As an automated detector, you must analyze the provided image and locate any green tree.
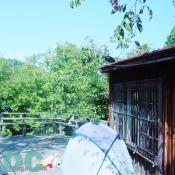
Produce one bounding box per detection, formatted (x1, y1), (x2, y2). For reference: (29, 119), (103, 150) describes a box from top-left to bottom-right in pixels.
(0, 58), (22, 111)
(126, 43), (151, 57)
(45, 42), (108, 119)
(0, 58), (12, 83)
(5, 64), (49, 112)
(165, 26), (175, 46)
(0, 42), (109, 119)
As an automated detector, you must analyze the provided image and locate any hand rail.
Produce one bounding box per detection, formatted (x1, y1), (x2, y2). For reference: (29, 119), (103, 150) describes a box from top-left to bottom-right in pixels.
(0, 113), (78, 136)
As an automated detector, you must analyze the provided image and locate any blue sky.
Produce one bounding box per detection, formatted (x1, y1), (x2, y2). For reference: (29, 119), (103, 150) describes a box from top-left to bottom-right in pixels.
(0, 0), (174, 60)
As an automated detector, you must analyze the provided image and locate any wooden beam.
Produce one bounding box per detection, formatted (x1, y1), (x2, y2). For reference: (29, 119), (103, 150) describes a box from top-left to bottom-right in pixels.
(109, 73), (113, 128)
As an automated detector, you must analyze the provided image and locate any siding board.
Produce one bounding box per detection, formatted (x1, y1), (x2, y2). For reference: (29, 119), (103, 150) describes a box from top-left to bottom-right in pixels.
(172, 80), (175, 175)
(107, 55), (175, 174)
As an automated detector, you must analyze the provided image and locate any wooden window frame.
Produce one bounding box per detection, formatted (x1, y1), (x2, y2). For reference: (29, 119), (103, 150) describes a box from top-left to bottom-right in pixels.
(112, 79), (162, 168)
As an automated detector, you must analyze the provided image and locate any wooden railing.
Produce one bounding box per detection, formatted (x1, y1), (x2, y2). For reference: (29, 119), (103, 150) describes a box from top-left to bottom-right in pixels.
(0, 112), (78, 136)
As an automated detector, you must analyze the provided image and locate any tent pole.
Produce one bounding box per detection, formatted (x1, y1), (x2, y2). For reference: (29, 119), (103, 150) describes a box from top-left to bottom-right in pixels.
(96, 134), (121, 175)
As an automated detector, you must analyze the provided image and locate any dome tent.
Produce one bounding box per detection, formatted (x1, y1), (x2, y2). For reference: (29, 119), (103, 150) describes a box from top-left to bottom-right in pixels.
(61, 122), (134, 175)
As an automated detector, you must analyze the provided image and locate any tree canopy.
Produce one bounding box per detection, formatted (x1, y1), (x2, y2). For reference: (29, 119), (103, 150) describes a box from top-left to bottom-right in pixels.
(165, 25), (175, 46)
(126, 43), (151, 57)
(0, 42), (108, 119)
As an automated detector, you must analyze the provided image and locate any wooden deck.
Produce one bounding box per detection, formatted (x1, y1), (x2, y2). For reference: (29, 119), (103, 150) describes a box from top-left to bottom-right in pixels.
(0, 135), (70, 175)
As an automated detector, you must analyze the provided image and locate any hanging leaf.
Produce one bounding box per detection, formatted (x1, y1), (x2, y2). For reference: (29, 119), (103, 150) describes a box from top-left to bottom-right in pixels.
(121, 4), (127, 12)
(146, 6), (153, 20)
(115, 26), (124, 38)
(70, 1), (74, 9)
(70, 0), (85, 8)
(111, 9), (117, 14)
(149, 9), (153, 20)
(137, 22), (143, 33)
(139, 6), (145, 14)
(123, 20), (132, 32)
(134, 41), (141, 47)
(136, 16), (142, 23)
(119, 27), (125, 38)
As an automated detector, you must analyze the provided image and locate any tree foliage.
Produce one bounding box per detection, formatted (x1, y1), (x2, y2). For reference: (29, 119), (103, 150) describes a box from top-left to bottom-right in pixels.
(70, 0), (153, 49)
(126, 43), (151, 57)
(165, 25), (175, 46)
(0, 42), (108, 119)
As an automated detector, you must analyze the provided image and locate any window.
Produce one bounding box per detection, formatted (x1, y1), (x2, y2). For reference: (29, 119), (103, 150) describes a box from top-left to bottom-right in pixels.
(112, 80), (161, 163)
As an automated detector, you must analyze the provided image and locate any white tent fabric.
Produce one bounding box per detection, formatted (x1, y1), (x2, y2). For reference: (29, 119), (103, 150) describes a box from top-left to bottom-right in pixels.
(61, 122), (134, 175)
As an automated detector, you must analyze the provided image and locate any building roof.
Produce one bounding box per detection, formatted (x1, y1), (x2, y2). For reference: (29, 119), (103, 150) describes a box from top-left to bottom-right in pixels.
(100, 46), (175, 73)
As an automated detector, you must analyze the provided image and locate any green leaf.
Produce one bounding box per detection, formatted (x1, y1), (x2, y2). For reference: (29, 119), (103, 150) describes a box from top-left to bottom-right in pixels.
(70, 1), (74, 9)
(139, 9), (143, 14)
(149, 9), (153, 20)
(136, 16), (142, 23)
(139, 6), (145, 14)
(119, 27), (124, 38)
(134, 41), (141, 47)
(123, 20), (132, 32)
(146, 6), (153, 20)
(128, 11), (134, 16)
(137, 23), (143, 33)
(111, 9), (117, 14)
(70, 0), (85, 8)
(122, 4), (127, 12)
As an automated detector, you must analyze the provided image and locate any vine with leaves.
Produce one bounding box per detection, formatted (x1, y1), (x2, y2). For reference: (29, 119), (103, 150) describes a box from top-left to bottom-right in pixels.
(70, 0), (153, 49)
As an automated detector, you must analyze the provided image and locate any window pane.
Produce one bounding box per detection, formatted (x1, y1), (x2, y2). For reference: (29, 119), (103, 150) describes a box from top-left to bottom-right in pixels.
(112, 80), (160, 163)
(112, 83), (125, 134)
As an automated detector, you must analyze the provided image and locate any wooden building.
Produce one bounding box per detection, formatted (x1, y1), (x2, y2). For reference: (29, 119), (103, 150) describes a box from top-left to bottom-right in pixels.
(100, 46), (175, 175)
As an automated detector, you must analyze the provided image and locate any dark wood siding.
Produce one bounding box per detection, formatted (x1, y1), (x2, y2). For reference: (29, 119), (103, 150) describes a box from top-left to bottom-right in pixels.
(108, 61), (175, 175)
(163, 76), (175, 175)
(111, 79), (162, 175)
(109, 73), (113, 127)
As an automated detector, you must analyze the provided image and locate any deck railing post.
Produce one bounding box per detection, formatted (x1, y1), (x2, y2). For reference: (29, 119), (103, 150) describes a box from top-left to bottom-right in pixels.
(53, 122), (56, 134)
(59, 124), (62, 135)
(0, 113), (5, 132)
(22, 124), (26, 136)
(0, 112), (88, 136)
(44, 124), (48, 135)
(0, 113), (2, 132)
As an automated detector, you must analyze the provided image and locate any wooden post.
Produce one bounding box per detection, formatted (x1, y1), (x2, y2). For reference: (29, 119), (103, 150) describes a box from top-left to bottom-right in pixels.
(0, 113), (5, 132)
(21, 113), (27, 136)
(109, 73), (113, 128)
(44, 124), (48, 135)
(53, 122), (56, 134)
(0, 113), (3, 132)
(22, 124), (26, 136)
(75, 121), (78, 129)
(59, 124), (62, 135)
